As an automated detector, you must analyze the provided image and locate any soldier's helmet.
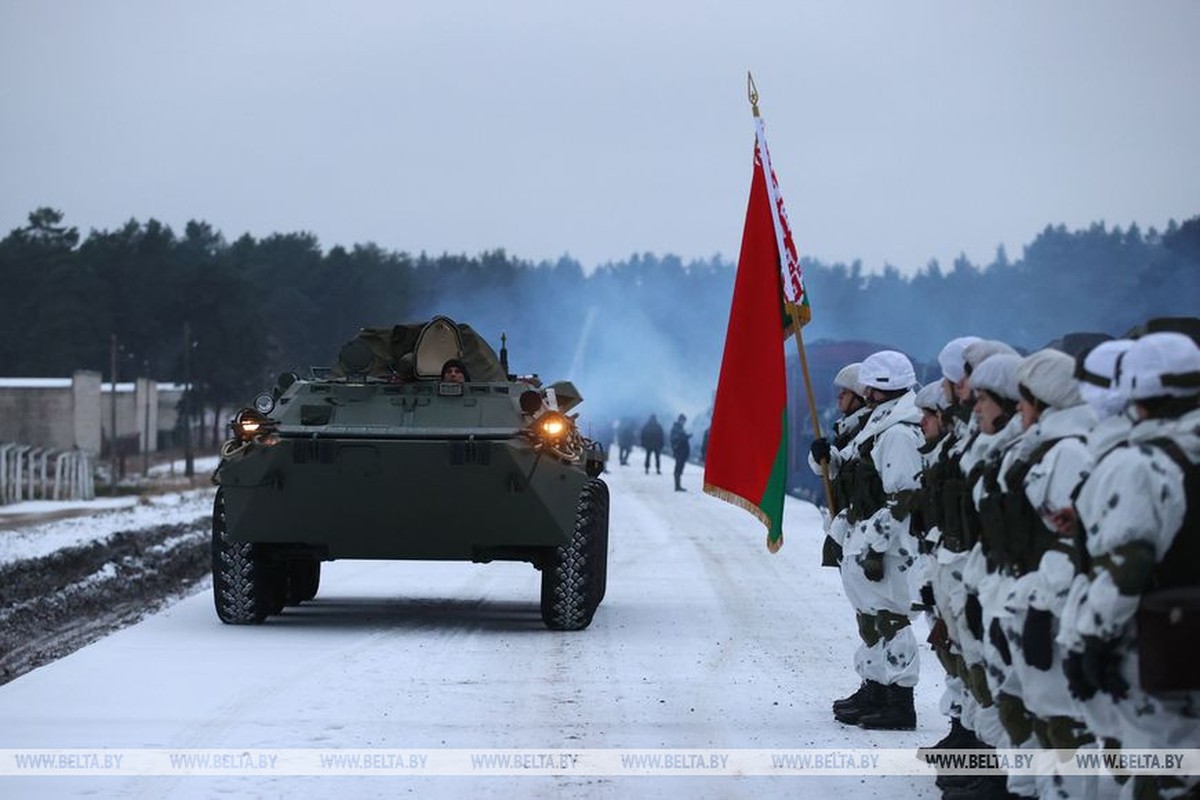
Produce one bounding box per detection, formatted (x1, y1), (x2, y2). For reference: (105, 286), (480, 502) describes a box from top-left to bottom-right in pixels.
(1120, 332), (1200, 400)
(860, 350), (916, 392)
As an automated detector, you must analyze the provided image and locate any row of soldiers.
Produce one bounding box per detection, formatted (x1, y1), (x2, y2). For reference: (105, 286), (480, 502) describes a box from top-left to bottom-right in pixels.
(808, 322), (1199, 800)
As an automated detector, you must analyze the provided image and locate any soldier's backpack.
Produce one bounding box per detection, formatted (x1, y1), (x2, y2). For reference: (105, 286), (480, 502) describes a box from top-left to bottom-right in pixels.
(1134, 437), (1200, 692)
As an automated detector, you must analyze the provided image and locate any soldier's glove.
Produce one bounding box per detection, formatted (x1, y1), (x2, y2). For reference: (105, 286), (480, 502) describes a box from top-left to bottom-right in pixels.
(965, 593), (984, 641)
(820, 535), (843, 568)
(1081, 636), (1129, 702)
(988, 617), (1013, 667)
(809, 437), (832, 464)
(1063, 650), (1097, 701)
(1022, 608), (1054, 671)
(919, 583), (936, 610)
(858, 549), (884, 582)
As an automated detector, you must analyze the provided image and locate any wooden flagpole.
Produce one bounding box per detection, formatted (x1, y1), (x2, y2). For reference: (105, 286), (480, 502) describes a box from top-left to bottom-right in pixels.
(791, 320), (837, 513)
(747, 73), (837, 515)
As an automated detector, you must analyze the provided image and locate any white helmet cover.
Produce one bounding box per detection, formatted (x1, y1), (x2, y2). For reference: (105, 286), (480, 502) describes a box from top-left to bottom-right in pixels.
(833, 362), (864, 396)
(1120, 332), (1200, 400)
(969, 353), (1022, 402)
(914, 381), (949, 411)
(964, 339), (1019, 373)
(1078, 339), (1134, 418)
(938, 336), (982, 383)
(860, 350), (917, 392)
(1017, 349), (1083, 409)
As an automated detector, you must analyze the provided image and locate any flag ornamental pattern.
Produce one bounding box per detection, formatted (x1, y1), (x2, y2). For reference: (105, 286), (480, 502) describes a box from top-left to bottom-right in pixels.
(703, 117), (805, 552)
(756, 117), (810, 330)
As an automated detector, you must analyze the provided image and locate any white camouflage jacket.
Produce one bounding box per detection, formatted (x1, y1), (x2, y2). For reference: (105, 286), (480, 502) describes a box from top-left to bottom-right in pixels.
(1004, 403), (1096, 615)
(1059, 407), (1200, 650)
(808, 404), (873, 477)
(842, 391), (924, 556)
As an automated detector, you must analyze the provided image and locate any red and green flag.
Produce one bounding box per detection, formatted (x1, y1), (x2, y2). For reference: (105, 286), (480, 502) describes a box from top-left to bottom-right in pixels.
(703, 113), (810, 552)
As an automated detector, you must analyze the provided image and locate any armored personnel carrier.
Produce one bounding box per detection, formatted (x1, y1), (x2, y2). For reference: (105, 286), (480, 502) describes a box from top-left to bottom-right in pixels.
(211, 316), (609, 630)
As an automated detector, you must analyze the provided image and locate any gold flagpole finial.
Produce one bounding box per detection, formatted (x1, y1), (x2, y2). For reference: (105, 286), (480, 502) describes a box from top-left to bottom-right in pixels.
(747, 71), (760, 118)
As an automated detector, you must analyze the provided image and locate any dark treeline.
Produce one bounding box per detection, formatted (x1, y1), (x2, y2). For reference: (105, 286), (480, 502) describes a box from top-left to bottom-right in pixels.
(1, 207), (1197, 435)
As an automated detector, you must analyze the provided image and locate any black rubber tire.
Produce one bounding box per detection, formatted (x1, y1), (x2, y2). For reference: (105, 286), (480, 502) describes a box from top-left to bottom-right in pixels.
(286, 559), (321, 604)
(211, 489), (272, 624)
(541, 479), (609, 631)
(590, 484), (610, 608)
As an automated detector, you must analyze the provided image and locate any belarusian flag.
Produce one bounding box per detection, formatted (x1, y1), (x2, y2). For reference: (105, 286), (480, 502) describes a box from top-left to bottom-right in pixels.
(703, 113), (809, 552)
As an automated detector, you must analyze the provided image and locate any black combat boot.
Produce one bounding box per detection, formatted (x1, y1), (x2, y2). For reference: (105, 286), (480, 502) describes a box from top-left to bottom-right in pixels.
(856, 683), (916, 730)
(832, 680), (885, 725)
(924, 718), (987, 790)
(922, 716), (980, 752)
(941, 774), (1024, 800)
(832, 680), (880, 713)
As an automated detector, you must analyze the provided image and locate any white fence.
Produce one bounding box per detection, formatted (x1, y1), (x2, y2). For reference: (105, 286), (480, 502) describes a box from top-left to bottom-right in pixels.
(0, 443), (95, 505)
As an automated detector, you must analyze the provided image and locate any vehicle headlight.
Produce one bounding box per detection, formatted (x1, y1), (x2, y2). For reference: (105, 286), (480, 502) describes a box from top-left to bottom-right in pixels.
(535, 411), (570, 442)
(525, 411), (586, 462)
(230, 408), (278, 442)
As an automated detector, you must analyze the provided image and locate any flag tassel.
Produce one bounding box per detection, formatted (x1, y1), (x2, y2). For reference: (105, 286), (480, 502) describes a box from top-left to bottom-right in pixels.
(702, 482), (777, 533)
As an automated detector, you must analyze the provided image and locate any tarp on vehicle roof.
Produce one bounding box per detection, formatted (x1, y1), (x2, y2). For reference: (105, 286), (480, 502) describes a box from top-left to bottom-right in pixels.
(332, 317), (508, 382)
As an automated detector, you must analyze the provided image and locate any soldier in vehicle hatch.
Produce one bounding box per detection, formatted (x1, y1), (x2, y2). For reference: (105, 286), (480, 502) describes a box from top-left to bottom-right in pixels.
(440, 359), (469, 383)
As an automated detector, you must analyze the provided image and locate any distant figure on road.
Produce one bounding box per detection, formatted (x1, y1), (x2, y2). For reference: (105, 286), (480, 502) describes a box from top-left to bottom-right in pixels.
(617, 418), (637, 465)
(592, 419), (614, 473)
(670, 414), (691, 491)
(641, 414), (664, 475)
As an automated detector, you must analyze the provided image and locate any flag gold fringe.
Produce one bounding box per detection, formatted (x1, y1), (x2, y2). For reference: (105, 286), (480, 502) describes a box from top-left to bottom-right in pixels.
(782, 300), (812, 339)
(703, 482), (782, 553)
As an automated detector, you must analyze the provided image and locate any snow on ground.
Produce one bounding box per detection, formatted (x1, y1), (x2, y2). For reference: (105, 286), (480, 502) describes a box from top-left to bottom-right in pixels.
(0, 456), (943, 799)
(146, 456), (222, 479)
(0, 457), (221, 563)
(0, 490), (215, 565)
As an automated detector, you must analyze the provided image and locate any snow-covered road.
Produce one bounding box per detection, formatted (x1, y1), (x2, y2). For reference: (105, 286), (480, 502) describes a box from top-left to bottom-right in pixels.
(0, 457), (941, 799)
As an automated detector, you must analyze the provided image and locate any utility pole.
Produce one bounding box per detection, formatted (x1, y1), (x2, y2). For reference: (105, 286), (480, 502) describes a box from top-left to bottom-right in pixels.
(110, 334), (118, 493)
(183, 321), (194, 478)
(142, 358), (151, 477)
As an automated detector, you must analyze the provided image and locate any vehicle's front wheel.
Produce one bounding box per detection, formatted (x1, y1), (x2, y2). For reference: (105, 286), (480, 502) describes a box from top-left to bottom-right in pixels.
(541, 479), (609, 631)
(211, 489), (273, 624)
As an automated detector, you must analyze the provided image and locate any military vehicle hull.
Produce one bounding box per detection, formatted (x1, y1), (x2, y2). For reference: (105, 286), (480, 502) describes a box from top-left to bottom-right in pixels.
(217, 435), (589, 561)
(210, 317), (608, 631)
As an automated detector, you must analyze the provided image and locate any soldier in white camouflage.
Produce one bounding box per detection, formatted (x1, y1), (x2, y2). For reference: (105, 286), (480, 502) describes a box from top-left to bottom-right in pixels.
(914, 337), (991, 772)
(822, 351), (924, 730)
(1059, 331), (1200, 800)
(984, 349), (1097, 800)
(808, 362), (872, 568)
(1075, 338), (1135, 460)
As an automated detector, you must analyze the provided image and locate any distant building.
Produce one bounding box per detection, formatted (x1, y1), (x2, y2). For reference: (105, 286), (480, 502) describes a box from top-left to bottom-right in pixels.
(0, 373), (184, 457)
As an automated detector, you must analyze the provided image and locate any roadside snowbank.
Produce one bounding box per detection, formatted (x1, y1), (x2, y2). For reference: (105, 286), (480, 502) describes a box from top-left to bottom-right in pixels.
(0, 489), (215, 565)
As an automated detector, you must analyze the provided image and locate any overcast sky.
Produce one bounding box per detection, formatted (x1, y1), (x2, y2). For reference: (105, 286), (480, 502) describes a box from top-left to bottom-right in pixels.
(3, 1), (1198, 274)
